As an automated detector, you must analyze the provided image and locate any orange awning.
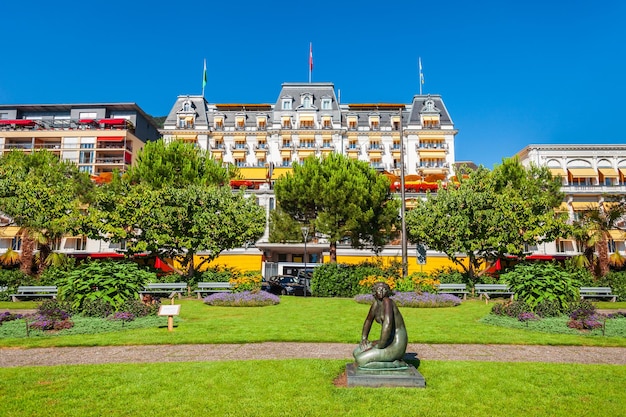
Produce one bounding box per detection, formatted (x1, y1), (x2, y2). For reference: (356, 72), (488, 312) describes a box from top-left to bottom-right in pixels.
(568, 168), (597, 178)
(0, 226), (21, 238)
(598, 167), (619, 178)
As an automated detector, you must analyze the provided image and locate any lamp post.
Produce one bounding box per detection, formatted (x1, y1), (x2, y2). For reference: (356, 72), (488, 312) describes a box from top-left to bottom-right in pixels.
(399, 108), (408, 277)
(301, 226), (309, 297)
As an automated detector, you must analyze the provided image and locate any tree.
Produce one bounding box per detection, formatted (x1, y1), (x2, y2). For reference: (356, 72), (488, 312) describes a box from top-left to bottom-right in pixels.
(0, 150), (94, 275)
(89, 140), (265, 280)
(572, 198), (626, 278)
(125, 139), (232, 188)
(406, 158), (569, 284)
(274, 154), (400, 262)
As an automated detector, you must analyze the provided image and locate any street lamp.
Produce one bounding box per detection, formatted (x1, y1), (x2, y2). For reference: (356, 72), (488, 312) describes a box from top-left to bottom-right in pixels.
(301, 226), (309, 297)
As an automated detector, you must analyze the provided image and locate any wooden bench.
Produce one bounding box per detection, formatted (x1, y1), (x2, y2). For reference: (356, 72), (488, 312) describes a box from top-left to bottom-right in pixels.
(195, 282), (233, 299)
(475, 284), (514, 303)
(139, 283), (187, 299)
(11, 286), (58, 302)
(580, 287), (616, 302)
(437, 283), (468, 300)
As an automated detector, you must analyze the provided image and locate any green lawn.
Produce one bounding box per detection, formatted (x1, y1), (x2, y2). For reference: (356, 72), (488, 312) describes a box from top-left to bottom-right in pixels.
(0, 360), (623, 417)
(1, 298), (625, 348)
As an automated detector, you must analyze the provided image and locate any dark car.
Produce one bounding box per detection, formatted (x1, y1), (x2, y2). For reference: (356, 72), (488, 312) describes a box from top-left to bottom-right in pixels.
(262, 275), (311, 296)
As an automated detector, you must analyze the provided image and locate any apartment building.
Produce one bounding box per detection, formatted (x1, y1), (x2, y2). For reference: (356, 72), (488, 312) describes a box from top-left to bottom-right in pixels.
(517, 144), (626, 257)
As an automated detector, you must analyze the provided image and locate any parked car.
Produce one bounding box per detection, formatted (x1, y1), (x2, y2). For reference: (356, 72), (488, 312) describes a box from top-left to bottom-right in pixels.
(262, 275), (311, 296)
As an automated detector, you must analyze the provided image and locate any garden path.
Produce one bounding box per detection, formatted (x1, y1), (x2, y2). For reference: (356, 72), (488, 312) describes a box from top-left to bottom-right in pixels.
(1, 343), (625, 367)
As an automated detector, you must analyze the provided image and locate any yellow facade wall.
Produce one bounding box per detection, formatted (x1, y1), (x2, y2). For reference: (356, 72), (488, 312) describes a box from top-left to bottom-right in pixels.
(170, 254), (264, 273)
(324, 253), (467, 275)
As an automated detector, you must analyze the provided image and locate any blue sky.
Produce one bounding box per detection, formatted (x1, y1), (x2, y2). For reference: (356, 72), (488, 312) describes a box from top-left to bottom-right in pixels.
(1, 0), (624, 168)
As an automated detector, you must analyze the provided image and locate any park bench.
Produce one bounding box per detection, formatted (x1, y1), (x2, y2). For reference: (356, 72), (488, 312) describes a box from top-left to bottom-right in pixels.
(139, 283), (188, 299)
(437, 283), (468, 300)
(474, 284), (514, 303)
(579, 287), (616, 302)
(11, 285), (58, 302)
(195, 282), (233, 299)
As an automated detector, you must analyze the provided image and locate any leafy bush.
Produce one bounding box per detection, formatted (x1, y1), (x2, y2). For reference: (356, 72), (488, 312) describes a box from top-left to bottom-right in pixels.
(203, 291), (280, 306)
(0, 311), (24, 324)
(57, 260), (156, 313)
(431, 267), (466, 284)
(583, 271), (626, 302)
(501, 262), (580, 313)
(200, 266), (239, 283)
(229, 271), (262, 293)
(311, 263), (362, 297)
(491, 301), (530, 318)
(28, 300), (74, 331)
(0, 269), (32, 300)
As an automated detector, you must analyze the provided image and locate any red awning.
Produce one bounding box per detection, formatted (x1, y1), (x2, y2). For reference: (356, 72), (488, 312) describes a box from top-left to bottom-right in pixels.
(78, 119), (96, 124)
(0, 119), (36, 126)
(89, 252), (125, 258)
(97, 136), (125, 142)
(99, 118), (127, 125)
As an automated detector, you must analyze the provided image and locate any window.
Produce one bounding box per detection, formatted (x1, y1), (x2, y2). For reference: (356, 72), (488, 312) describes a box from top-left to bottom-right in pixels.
(79, 112), (97, 119)
(214, 117), (224, 130)
(300, 139), (315, 148)
(282, 140), (291, 148)
(11, 237), (21, 251)
(348, 140), (358, 149)
(50, 238), (61, 251)
(75, 236), (87, 251)
(322, 117), (332, 129)
(257, 117), (266, 130)
(236, 116), (245, 130)
(214, 139), (224, 149)
(281, 158), (291, 167)
(370, 158), (382, 168)
(257, 158), (266, 167)
(303, 96), (311, 108)
(348, 116), (357, 130)
(79, 166), (93, 174)
(300, 119), (314, 129)
(257, 140), (267, 149)
(369, 141), (381, 150)
(79, 150), (94, 163)
(80, 143), (94, 149)
(392, 141), (401, 149)
(322, 99), (331, 110)
(282, 117), (292, 129)
(235, 158), (246, 167)
(608, 239), (617, 253)
(282, 100), (292, 110)
(369, 116), (380, 130)
(322, 140), (332, 148)
(234, 141), (246, 149)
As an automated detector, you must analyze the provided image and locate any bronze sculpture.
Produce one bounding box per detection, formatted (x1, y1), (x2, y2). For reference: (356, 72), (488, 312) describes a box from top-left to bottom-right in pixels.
(353, 282), (408, 369)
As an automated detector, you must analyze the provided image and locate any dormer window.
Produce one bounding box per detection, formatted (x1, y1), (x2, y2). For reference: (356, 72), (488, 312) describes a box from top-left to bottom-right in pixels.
(214, 116), (224, 130)
(347, 116), (357, 130)
(282, 99), (292, 110)
(257, 116), (267, 130)
(321, 99), (332, 110)
(183, 102), (190, 112)
(303, 96), (311, 108)
(178, 115), (194, 129)
(236, 115), (245, 130)
(369, 116), (380, 130)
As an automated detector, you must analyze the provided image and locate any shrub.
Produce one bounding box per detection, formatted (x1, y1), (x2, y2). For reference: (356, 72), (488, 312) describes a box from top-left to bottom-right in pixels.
(28, 300), (74, 332)
(229, 271), (262, 293)
(431, 267), (466, 284)
(203, 291), (280, 307)
(567, 301), (604, 331)
(57, 260), (156, 313)
(107, 312), (136, 322)
(0, 269), (32, 300)
(591, 271), (626, 302)
(501, 262), (579, 313)
(354, 291), (461, 308)
(491, 301), (530, 318)
(0, 311), (24, 324)
(311, 263), (361, 297)
(200, 266), (239, 283)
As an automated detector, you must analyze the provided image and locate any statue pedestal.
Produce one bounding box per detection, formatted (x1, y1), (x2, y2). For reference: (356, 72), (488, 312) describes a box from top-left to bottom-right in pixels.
(345, 362), (426, 388)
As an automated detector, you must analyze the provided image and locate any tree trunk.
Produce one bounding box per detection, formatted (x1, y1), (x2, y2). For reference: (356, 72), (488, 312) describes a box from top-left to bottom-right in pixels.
(37, 244), (51, 276)
(329, 241), (337, 263)
(19, 232), (36, 276)
(596, 235), (610, 278)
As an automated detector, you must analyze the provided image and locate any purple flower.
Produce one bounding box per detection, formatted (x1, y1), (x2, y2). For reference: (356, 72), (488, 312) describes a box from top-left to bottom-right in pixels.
(108, 312), (136, 322)
(518, 312), (539, 322)
(355, 292), (461, 308)
(204, 291), (280, 307)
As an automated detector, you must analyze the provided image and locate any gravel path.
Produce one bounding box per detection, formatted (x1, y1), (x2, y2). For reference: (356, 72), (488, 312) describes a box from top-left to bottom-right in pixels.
(1, 343), (625, 368)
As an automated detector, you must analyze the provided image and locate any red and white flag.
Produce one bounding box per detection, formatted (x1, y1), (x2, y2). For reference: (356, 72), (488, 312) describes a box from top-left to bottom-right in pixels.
(309, 43), (313, 71)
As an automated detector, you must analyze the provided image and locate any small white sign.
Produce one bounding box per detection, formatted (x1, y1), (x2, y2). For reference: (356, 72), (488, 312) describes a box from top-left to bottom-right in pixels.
(158, 305), (181, 316)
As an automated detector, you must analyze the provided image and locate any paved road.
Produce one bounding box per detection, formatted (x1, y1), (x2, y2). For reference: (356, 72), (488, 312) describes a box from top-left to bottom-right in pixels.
(1, 343), (625, 367)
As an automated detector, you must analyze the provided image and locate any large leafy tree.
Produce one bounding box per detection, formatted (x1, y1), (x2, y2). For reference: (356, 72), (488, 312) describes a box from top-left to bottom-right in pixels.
(90, 140), (264, 280)
(274, 154), (400, 262)
(571, 198), (626, 278)
(0, 150), (94, 275)
(406, 158), (569, 283)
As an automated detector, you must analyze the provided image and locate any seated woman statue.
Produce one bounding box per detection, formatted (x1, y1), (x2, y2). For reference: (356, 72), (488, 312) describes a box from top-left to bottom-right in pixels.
(353, 282), (408, 369)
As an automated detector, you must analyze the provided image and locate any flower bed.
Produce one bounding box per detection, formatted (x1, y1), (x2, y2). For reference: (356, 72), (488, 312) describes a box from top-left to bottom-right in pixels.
(354, 291), (462, 308)
(204, 291), (280, 307)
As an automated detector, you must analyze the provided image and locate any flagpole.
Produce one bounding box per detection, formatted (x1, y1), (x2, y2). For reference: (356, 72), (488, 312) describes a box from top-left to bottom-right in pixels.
(202, 59), (207, 98)
(308, 43), (313, 83)
(419, 57), (424, 95)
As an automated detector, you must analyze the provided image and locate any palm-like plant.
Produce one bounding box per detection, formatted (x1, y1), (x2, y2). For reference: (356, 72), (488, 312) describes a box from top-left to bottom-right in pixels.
(0, 247), (20, 266)
(572, 199), (626, 278)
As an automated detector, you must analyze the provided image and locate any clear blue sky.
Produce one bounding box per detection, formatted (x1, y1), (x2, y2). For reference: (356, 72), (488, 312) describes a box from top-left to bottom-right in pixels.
(1, 0), (624, 168)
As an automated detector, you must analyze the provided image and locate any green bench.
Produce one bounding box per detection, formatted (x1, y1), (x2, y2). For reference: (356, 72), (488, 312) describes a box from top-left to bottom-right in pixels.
(475, 284), (514, 303)
(437, 283), (468, 300)
(140, 283), (188, 299)
(579, 287), (616, 302)
(195, 282), (233, 299)
(11, 285), (58, 302)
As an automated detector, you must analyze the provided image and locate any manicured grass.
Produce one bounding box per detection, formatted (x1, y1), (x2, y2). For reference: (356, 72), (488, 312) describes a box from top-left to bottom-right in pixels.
(0, 360), (623, 417)
(1, 298), (625, 348)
